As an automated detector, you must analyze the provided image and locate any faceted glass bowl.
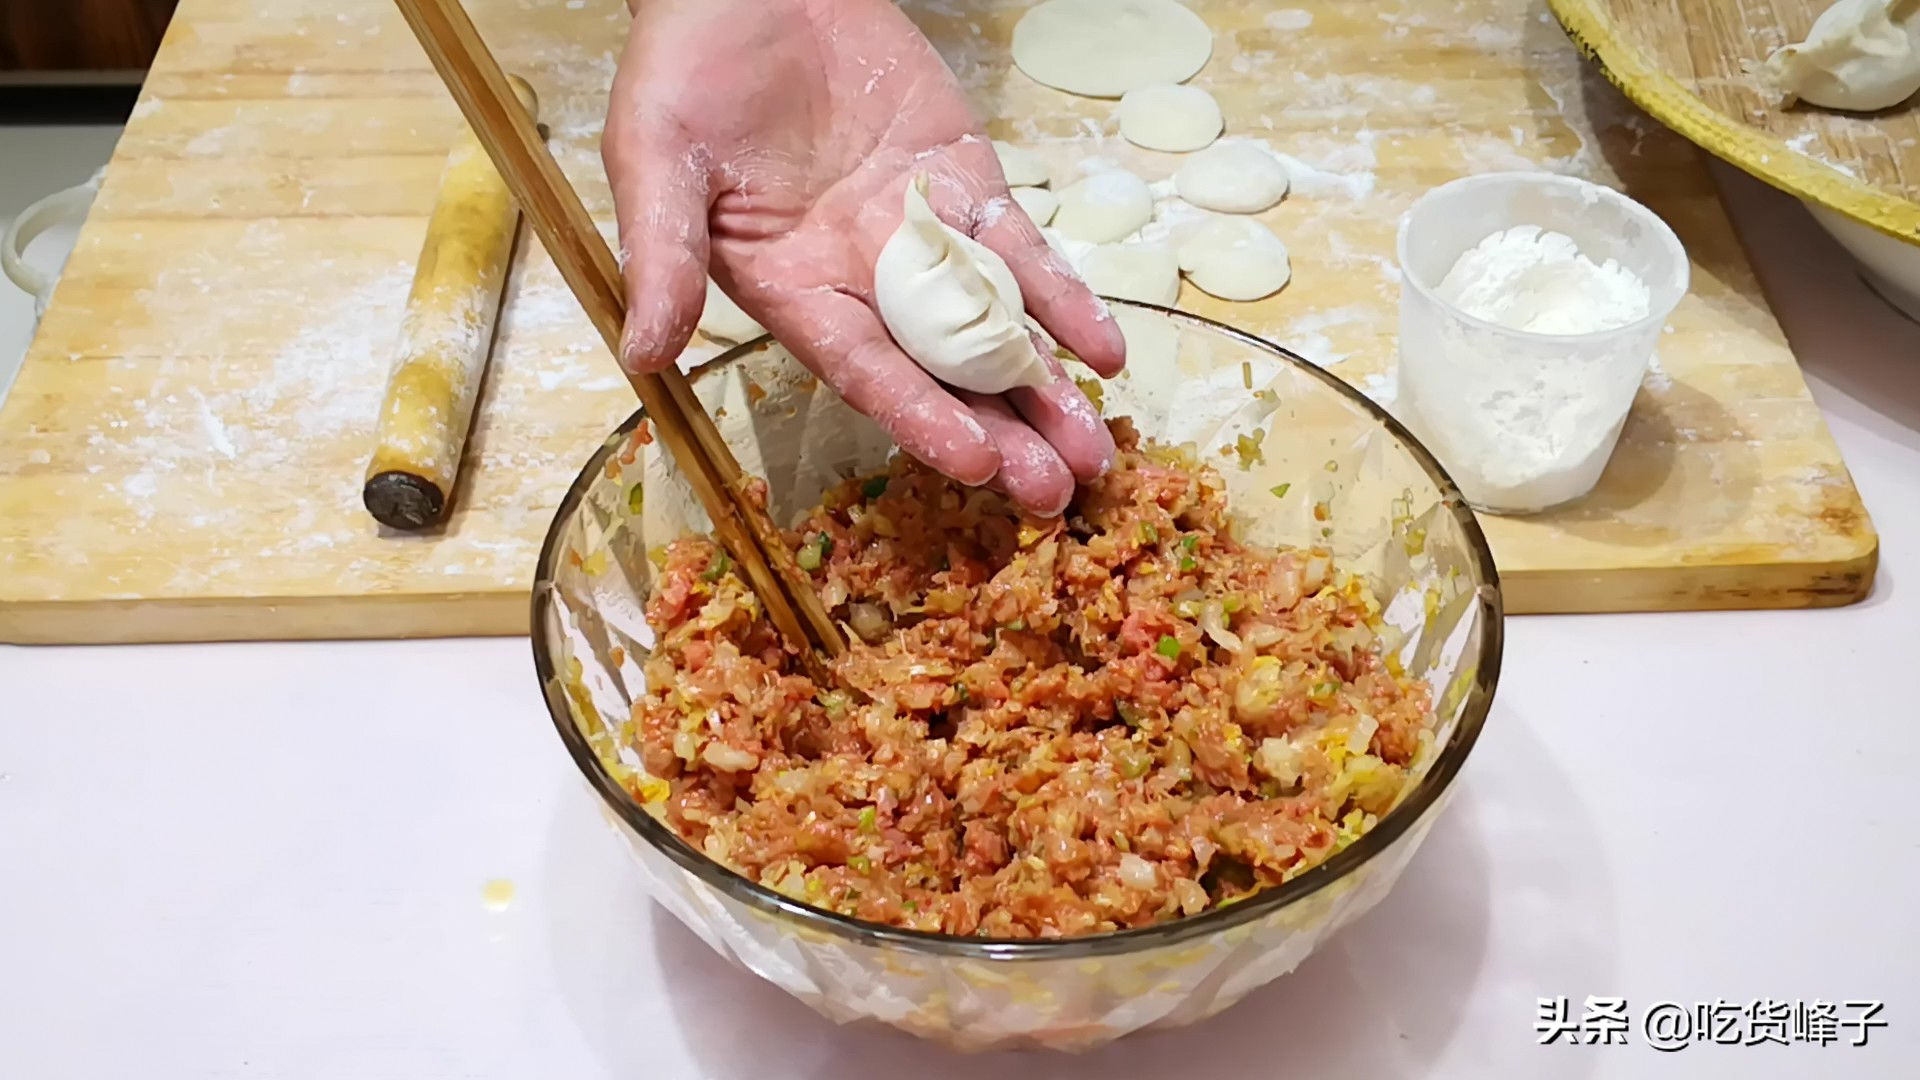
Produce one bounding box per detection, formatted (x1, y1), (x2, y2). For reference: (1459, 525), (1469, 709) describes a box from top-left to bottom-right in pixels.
(531, 302), (1503, 1052)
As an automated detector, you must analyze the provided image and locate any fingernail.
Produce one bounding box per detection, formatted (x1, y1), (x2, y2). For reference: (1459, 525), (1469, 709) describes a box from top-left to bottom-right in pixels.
(618, 318), (647, 373)
(621, 314), (674, 375)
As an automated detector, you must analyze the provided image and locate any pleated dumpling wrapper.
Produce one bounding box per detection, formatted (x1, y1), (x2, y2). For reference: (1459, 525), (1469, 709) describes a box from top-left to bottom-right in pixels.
(874, 175), (1051, 395)
(1760, 0), (1920, 111)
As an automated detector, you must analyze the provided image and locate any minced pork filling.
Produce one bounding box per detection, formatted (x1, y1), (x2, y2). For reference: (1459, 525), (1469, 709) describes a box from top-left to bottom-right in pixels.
(630, 418), (1433, 938)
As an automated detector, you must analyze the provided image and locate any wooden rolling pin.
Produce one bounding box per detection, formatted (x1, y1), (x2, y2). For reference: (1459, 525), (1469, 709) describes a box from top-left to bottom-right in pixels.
(362, 75), (539, 530)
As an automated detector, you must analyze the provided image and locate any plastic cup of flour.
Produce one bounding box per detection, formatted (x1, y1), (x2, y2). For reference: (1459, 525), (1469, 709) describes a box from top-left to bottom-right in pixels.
(1393, 172), (1689, 515)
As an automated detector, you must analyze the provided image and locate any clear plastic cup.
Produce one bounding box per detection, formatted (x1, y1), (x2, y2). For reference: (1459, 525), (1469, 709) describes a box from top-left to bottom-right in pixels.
(1394, 172), (1689, 515)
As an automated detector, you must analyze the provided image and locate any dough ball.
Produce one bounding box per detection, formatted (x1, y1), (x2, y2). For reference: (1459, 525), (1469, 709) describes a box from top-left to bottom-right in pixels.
(1012, 0), (1214, 98)
(1042, 227), (1097, 274)
(1760, 0), (1920, 111)
(1112, 304), (1180, 373)
(698, 278), (766, 344)
(1118, 84), (1224, 152)
(1052, 169), (1155, 244)
(1174, 141), (1291, 214)
(1081, 242), (1180, 306)
(1012, 186), (1060, 226)
(1176, 217), (1292, 301)
(993, 140), (1051, 188)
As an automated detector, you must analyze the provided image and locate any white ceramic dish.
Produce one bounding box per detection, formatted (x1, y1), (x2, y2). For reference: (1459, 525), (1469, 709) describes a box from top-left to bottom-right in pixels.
(1, 168), (102, 326)
(1805, 205), (1920, 323)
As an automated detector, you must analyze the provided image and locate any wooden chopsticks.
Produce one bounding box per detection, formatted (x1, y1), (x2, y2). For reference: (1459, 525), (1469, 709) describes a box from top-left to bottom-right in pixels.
(392, 0), (846, 667)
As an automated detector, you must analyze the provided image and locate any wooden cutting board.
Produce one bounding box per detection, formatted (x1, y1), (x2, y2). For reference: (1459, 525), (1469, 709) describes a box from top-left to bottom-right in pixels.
(0, 0), (1878, 644)
(1549, 0), (1920, 245)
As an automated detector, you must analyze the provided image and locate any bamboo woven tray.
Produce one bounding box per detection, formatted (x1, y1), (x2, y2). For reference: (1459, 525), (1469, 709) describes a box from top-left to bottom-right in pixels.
(1549, 0), (1920, 244)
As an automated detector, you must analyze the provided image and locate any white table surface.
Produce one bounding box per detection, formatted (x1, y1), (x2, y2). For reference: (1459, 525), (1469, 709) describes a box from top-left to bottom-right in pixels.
(3, 163), (1916, 1079)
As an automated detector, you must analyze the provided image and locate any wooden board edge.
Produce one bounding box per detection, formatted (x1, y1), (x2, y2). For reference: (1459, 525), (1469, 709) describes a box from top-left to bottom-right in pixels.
(0, 527), (1881, 643)
(1546, 0), (1920, 245)
(1500, 536), (1880, 613)
(0, 591), (531, 645)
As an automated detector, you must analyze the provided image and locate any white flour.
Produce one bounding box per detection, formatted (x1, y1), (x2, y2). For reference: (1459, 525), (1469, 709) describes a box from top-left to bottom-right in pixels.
(1436, 225), (1649, 334)
(1407, 226), (1654, 512)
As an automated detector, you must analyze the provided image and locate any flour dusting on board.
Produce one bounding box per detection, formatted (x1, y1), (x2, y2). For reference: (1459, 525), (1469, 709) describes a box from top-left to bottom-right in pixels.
(0, 0), (1864, 619)
(1357, 368), (1399, 409)
(530, 41), (620, 146)
(1280, 304), (1379, 369)
(106, 263), (414, 531)
(7, 3), (642, 598)
(1272, 141), (1379, 201)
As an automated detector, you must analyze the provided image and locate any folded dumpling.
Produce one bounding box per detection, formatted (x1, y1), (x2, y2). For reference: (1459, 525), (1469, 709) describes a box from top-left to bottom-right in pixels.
(1761, 0), (1920, 112)
(874, 175), (1050, 395)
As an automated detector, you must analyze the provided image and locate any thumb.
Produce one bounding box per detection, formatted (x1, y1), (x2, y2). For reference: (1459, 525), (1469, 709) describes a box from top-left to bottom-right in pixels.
(603, 118), (712, 374)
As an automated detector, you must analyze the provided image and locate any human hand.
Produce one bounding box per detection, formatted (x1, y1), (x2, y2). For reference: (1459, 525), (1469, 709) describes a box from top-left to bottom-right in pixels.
(604, 0), (1126, 516)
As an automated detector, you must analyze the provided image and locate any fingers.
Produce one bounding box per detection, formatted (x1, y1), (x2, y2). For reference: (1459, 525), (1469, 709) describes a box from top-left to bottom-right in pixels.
(995, 233), (1128, 379)
(603, 59), (712, 374)
(954, 390), (1076, 518)
(760, 287), (1001, 487)
(921, 166), (1129, 379)
(1004, 334), (1117, 484)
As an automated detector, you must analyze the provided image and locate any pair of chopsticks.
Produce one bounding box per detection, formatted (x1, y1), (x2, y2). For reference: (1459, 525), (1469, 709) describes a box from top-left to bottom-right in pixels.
(392, 0), (845, 669)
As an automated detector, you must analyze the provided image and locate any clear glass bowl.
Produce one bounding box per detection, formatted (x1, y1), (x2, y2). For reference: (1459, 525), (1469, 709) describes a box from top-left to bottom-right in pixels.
(531, 302), (1503, 1053)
